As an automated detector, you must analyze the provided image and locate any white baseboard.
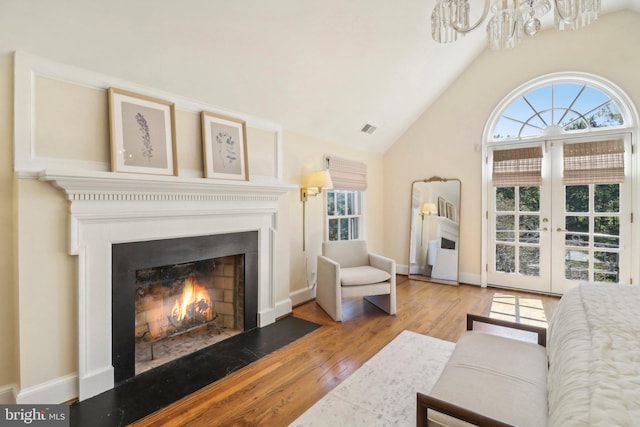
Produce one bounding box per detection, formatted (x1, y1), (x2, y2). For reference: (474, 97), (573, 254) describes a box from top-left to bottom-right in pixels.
(274, 297), (293, 320)
(399, 265), (482, 287)
(0, 383), (18, 404)
(459, 272), (481, 286)
(260, 297), (294, 326)
(396, 264), (409, 275)
(290, 286), (315, 307)
(16, 373), (78, 404)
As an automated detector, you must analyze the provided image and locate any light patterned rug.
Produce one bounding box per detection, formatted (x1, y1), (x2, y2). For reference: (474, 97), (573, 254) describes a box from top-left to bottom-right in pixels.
(290, 330), (455, 427)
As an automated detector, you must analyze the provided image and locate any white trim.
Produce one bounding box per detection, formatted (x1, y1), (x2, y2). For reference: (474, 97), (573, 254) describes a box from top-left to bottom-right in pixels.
(13, 51), (284, 181)
(290, 286), (316, 307)
(15, 374), (77, 404)
(459, 272), (481, 286)
(0, 383), (18, 404)
(481, 72), (639, 290)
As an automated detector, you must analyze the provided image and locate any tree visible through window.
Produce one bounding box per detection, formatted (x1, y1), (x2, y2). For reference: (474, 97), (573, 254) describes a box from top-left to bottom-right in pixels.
(492, 83), (624, 140)
(326, 190), (361, 241)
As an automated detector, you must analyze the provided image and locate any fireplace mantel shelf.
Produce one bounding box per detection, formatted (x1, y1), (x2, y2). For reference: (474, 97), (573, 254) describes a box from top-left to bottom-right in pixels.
(38, 169), (297, 202)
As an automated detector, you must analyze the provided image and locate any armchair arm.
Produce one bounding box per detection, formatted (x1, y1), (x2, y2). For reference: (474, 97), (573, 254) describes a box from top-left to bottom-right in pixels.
(417, 392), (514, 427)
(466, 313), (547, 347)
(369, 253), (396, 276)
(316, 255), (342, 321)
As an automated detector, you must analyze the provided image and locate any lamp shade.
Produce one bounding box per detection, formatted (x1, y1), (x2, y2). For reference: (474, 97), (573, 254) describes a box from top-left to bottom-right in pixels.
(421, 202), (437, 215)
(307, 170), (334, 190)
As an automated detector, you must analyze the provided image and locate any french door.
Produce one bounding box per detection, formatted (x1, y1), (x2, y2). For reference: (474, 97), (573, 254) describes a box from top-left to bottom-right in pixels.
(487, 135), (631, 294)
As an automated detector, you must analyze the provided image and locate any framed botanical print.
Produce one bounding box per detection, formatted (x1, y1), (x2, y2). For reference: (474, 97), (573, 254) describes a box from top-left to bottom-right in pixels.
(108, 88), (177, 176)
(201, 111), (249, 181)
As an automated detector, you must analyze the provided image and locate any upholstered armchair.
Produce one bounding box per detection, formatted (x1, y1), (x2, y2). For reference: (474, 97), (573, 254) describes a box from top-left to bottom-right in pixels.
(316, 240), (396, 322)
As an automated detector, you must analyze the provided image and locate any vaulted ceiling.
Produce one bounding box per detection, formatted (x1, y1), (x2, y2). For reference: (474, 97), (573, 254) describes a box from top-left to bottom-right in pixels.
(2, 1), (638, 153)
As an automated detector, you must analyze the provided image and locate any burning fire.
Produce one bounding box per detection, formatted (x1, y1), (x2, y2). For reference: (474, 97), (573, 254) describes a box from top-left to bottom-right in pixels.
(171, 278), (213, 322)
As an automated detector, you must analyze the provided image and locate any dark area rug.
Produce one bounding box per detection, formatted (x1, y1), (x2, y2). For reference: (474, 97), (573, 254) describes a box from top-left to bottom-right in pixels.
(70, 316), (321, 427)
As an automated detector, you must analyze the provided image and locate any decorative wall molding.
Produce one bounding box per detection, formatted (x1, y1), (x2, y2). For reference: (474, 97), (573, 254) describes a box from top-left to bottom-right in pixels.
(13, 51), (284, 181)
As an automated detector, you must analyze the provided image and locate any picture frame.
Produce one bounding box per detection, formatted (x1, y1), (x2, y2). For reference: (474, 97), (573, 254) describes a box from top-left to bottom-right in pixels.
(437, 196), (446, 217)
(108, 88), (177, 176)
(446, 202), (456, 221)
(201, 111), (249, 181)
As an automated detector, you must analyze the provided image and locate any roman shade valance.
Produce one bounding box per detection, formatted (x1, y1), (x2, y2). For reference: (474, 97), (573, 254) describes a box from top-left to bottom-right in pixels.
(326, 156), (368, 191)
(563, 139), (625, 185)
(492, 146), (543, 187)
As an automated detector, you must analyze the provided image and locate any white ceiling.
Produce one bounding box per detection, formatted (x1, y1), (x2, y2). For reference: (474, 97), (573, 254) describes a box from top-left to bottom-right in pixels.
(3, 0), (638, 153)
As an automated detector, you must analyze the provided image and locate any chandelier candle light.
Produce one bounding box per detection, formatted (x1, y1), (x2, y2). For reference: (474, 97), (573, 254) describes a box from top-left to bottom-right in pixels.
(431, 0), (601, 50)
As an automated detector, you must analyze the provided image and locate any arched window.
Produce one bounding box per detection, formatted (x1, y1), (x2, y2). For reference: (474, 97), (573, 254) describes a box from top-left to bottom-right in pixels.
(482, 72), (638, 294)
(488, 73), (632, 142)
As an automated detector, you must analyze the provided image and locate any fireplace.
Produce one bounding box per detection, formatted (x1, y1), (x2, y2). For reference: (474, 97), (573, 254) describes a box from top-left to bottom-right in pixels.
(112, 232), (258, 385)
(40, 170), (293, 401)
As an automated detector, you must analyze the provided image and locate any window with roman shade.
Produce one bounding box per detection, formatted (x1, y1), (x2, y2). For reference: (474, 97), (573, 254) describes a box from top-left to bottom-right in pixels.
(563, 139), (625, 185)
(492, 146), (543, 187)
(326, 156), (368, 191)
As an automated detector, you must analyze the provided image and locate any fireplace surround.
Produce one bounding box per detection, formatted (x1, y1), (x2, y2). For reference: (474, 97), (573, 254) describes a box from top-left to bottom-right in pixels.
(40, 170), (294, 401)
(112, 232), (258, 384)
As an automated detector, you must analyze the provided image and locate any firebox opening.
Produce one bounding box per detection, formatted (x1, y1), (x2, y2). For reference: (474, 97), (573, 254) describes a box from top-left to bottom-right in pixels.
(134, 255), (244, 375)
(112, 231), (258, 385)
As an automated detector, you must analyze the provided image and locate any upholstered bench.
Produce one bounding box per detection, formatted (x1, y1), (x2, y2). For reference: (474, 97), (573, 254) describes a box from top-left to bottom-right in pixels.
(417, 314), (548, 427)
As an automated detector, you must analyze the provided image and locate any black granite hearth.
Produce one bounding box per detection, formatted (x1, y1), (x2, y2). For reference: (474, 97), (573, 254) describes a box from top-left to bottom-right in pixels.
(69, 316), (321, 427)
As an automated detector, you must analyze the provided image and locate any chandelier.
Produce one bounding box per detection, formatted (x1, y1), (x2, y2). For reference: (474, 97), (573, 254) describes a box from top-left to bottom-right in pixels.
(431, 0), (601, 50)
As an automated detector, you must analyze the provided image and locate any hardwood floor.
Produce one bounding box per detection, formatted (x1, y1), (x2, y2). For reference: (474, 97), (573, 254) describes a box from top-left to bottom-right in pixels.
(131, 276), (560, 427)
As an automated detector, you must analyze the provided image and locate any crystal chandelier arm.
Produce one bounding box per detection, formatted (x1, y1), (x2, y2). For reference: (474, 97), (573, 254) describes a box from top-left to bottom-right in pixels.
(452, 0), (491, 33)
(554, 0), (578, 23)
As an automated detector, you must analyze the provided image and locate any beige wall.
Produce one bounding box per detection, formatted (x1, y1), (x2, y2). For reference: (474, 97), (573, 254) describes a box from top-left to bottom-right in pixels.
(282, 130), (384, 296)
(0, 53), (17, 399)
(384, 11), (640, 282)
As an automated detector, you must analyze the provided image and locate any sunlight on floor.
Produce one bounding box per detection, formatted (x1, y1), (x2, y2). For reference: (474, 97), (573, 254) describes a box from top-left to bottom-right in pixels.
(489, 294), (548, 328)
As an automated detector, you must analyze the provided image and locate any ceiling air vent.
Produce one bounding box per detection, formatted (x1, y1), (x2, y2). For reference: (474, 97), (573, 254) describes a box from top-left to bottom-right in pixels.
(361, 124), (377, 134)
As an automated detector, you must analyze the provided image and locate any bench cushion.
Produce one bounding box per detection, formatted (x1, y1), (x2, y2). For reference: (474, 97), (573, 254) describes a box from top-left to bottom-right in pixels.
(428, 331), (548, 427)
(340, 266), (391, 286)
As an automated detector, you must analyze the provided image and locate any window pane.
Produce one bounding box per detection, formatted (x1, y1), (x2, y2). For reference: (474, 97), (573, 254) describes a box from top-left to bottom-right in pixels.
(346, 192), (354, 215)
(496, 245), (515, 273)
(519, 247), (540, 277)
(496, 187), (515, 211)
(594, 184), (619, 213)
(340, 218), (349, 240)
(496, 215), (515, 242)
(594, 251), (619, 283)
(519, 215), (540, 244)
(327, 192), (335, 216)
(350, 218), (359, 239)
(565, 216), (589, 247)
(336, 192), (346, 215)
(519, 187), (539, 212)
(566, 185), (589, 212)
(594, 216), (619, 249)
(328, 219), (339, 241)
(565, 250), (589, 281)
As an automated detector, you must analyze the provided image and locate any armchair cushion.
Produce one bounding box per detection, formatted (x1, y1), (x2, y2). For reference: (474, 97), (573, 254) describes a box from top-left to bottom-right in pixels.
(340, 266), (391, 287)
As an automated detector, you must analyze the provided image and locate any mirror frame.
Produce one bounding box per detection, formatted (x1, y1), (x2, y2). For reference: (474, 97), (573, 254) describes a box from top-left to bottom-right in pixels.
(408, 176), (461, 285)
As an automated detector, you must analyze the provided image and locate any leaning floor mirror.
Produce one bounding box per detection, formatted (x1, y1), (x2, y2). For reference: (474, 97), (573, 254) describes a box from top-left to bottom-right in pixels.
(409, 177), (461, 285)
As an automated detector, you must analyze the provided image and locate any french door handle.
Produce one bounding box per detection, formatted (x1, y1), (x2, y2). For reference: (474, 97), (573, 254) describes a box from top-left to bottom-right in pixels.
(538, 227), (548, 231)
(556, 228), (567, 232)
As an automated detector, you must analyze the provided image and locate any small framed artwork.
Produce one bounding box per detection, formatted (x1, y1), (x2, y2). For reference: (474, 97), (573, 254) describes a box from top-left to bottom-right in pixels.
(438, 196), (446, 217)
(446, 202), (456, 221)
(108, 88), (177, 176)
(201, 111), (249, 181)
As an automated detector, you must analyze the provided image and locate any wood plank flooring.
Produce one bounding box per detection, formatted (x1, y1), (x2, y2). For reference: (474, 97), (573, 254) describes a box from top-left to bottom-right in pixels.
(131, 276), (560, 426)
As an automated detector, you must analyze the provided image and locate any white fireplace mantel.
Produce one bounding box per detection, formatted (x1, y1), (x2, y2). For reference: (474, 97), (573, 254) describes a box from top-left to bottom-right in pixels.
(37, 169), (296, 401)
